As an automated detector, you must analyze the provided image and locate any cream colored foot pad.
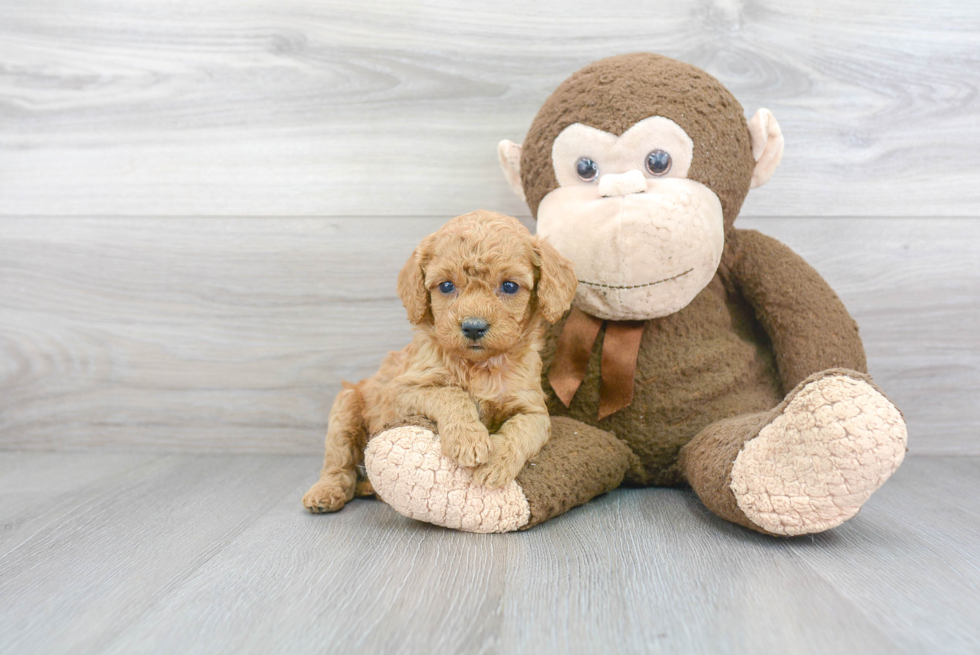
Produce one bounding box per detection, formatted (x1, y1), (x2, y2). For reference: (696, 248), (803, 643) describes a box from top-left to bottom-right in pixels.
(365, 425), (531, 533)
(731, 375), (907, 536)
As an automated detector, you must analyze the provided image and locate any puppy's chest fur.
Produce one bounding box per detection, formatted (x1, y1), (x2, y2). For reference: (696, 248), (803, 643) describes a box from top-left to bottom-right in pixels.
(458, 356), (516, 433)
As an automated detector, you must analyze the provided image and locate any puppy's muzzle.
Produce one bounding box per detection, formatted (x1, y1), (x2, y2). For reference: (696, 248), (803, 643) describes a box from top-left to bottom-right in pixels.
(460, 318), (489, 341)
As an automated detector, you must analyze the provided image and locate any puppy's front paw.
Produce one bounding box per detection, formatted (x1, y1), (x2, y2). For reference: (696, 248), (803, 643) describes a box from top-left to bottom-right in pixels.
(440, 420), (492, 467)
(472, 443), (524, 489)
(302, 477), (355, 513)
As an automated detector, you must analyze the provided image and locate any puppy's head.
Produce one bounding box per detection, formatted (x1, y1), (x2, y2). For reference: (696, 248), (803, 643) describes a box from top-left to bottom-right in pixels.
(397, 210), (577, 361)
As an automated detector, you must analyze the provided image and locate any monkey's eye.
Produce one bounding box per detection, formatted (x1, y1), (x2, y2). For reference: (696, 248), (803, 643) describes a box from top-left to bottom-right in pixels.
(438, 281), (455, 294)
(576, 157), (599, 182)
(646, 149), (672, 176)
(500, 281), (519, 295)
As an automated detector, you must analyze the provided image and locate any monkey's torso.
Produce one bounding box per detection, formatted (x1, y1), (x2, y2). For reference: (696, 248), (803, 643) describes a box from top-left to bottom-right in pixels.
(542, 272), (784, 486)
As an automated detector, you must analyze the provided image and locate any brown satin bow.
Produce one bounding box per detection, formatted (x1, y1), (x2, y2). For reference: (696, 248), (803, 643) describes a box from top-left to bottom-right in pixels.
(548, 306), (646, 420)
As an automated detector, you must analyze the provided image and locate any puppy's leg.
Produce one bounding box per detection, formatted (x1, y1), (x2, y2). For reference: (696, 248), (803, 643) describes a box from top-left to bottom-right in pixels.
(473, 412), (550, 489)
(432, 389), (493, 467)
(355, 478), (375, 497)
(302, 384), (367, 513)
(395, 386), (492, 467)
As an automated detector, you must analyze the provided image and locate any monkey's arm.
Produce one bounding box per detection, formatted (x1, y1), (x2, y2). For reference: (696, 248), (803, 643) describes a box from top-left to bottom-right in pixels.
(729, 228), (867, 392)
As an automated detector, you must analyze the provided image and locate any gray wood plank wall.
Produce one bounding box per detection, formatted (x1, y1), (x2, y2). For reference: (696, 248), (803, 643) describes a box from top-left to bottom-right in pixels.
(1, 1), (978, 455)
(3, 0), (979, 218)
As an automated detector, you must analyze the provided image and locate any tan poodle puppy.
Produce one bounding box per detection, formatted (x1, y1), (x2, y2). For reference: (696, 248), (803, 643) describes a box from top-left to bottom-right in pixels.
(303, 210), (578, 513)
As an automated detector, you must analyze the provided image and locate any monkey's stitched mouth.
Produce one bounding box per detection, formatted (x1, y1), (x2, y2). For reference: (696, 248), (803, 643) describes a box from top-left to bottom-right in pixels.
(578, 268), (694, 290)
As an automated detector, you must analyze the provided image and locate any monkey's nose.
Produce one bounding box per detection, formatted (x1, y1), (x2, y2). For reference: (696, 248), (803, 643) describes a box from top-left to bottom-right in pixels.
(598, 170), (647, 197)
(461, 318), (489, 341)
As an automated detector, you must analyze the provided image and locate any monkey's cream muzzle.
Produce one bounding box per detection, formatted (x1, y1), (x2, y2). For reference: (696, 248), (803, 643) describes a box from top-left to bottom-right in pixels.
(537, 177), (724, 321)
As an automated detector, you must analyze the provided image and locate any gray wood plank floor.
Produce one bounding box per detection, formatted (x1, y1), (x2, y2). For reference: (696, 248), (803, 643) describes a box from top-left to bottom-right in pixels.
(0, 452), (977, 655)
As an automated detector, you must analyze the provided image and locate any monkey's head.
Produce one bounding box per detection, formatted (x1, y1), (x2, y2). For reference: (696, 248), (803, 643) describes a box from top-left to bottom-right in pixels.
(498, 53), (784, 321)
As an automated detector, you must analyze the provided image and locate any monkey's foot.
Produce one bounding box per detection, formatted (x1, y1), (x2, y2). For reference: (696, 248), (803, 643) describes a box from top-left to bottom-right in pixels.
(730, 372), (907, 536)
(364, 417), (632, 533)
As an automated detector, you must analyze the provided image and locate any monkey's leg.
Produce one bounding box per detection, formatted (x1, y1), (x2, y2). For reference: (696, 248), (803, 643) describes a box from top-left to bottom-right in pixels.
(364, 416), (633, 533)
(679, 369), (907, 536)
(302, 384), (368, 513)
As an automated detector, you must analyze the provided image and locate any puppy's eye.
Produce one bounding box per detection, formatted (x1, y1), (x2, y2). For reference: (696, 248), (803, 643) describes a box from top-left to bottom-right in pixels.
(576, 157), (598, 182)
(645, 149), (672, 176)
(500, 281), (519, 295)
(438, 281), (455, 294)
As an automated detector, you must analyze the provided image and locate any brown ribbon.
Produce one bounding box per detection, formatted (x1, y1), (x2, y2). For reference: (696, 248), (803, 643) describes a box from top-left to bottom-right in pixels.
(548, 306), (647, 420)
(548, 307), (603, 408)
(598, 320), (646, 419)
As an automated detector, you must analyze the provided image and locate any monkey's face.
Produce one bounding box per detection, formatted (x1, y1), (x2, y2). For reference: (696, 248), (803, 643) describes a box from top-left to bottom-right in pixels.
(498, 53), (784, 323)
(536, 116), (724, 321)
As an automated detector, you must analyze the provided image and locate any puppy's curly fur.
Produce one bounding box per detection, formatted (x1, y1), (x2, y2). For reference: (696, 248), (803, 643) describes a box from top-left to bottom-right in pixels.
(303, 210), (578, 513)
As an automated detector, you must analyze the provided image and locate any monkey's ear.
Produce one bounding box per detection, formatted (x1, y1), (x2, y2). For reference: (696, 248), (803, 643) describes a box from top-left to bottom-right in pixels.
(747, 108), (784, 189)
(533, 237), (578, 324)
(397, 241), (431, 325)
(498, 140), (527, 202)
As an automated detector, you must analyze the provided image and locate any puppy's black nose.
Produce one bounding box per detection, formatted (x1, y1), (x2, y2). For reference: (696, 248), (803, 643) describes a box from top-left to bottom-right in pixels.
(461, 318), (489, 341)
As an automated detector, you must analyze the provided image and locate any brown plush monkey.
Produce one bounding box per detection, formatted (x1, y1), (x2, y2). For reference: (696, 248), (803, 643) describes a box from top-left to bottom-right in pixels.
(365, 53), (907, 536)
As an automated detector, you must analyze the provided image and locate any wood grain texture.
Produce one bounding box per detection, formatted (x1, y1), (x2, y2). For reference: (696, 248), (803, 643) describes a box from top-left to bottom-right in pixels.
(1, 0), (978, 217)
(0, 453), (307, 655)
(0, 453), (977, 654)
(1, 216), (975, 454)
(783, 456), (980, 654)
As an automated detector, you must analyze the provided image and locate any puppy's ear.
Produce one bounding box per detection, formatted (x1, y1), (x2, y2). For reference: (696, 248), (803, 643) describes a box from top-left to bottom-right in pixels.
(533, 237), (578, 323)
(397, 239), (432, 325)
